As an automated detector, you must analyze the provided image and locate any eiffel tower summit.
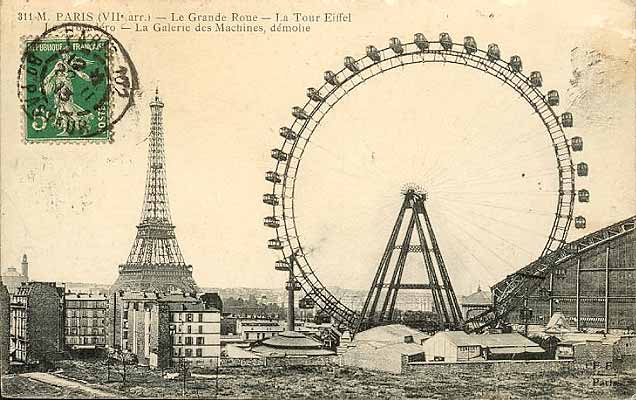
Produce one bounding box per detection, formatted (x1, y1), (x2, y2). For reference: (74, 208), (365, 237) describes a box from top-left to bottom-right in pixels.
(111, 89), (198, 294)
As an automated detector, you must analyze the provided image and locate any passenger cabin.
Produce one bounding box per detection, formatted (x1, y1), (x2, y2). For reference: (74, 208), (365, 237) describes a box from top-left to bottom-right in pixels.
(344, 56), (359, 73)
(264, 216), (280, 228)
(324, 71), (339, 86)
(280, 127), (297, 141)
(578, 189), (590, 203)
(576, 162), (588, 177)
(299, 297), (315, 309)
(414, 33), (429, 51)
(487, 43), (500, 61)
(366, 45), (381, 62)
(265, 171), (281, 184)
(509, 55), (523, 72)
(262, 193), (279, 206)
(571, 136), (583, 151)
(274, 260), (290, 271)
(292, 107), (309, 120)
(530, 71), (543, 87)
(561, 112), (573, 128)
(271, 149), (288, 161)
(575, 216), (586, 229)
(439, 32), (453, 50)
(547, 90), (560, 106)
(389, 37), (403, 54)
(463, 36), (477, 54)
(268, 239), (283, 250)
(285, 280), (302, 291)
(306, 88), (323, 102)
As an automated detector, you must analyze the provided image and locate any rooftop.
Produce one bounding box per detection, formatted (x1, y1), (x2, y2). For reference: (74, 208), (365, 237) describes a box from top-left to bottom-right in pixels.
(354, 324), (430, 345)
(255, 331), (324, 350)
(2, 267), (24, 278)
(433, 331), (481, 346)
(476, 333), (541, 349)
(250, 331), (335, 357)
(461, 286), (493, 306)
(65, 293), (108, 301)
(545, 312), (573, 334)
(165, 302), (219, 312)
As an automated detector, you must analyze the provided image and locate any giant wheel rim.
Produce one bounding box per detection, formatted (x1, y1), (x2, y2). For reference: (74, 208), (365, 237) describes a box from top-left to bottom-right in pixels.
(266, 36), (576, 329)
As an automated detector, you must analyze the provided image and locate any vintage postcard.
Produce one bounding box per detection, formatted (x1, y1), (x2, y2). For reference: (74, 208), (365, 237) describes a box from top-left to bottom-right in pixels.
(1, 0), (635, 399)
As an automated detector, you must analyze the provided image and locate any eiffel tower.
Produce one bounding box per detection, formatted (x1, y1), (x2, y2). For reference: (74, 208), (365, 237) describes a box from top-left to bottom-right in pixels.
(357, 186), (462, 332)
(111, 89), (198, 294)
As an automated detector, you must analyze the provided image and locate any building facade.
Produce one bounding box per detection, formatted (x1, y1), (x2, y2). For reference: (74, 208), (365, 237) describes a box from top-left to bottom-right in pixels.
(64, 293), (107, 351)
(9, 282), (63, 364)
(169, 303), (221, 368)
(507, 217), (635, 332)
(0, 278), (10, 373)
(556, 334), (636, 371)
(108, 291), (220, 369)
(422, 331), (482, 362)
(236, 318), (284, 342)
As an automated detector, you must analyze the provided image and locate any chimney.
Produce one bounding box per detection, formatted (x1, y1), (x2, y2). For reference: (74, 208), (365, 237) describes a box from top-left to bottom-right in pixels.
(21, 254), (29, 281)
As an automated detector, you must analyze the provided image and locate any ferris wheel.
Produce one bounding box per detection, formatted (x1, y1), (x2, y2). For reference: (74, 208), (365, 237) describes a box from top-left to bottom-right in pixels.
(263, 33), (588, 331)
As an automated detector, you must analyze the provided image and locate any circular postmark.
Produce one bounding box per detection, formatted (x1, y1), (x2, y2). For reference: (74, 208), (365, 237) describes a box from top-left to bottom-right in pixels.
(17, 23), (139, 142)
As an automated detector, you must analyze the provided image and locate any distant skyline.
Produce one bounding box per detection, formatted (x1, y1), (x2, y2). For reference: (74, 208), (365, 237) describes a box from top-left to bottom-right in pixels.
(1, 1), (634, 297)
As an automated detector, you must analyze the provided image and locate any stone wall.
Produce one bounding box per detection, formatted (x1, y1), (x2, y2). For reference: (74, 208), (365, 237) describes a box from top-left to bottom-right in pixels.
(403, 358), (574, 375)
(218, 355), (337, 368)
(573, 342), (614, 370)
(265, 356), (337, 367)
(219, 357), (265, 368)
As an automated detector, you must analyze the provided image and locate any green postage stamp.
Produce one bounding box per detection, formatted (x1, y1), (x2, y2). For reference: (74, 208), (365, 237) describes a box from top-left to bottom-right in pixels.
(18, 23), (138, 142)
(24, 40), (110, 140)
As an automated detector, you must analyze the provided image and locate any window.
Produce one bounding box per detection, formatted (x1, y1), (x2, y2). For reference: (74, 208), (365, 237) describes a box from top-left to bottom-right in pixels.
(198, 313), (203, 322)
(187, 325), (192, 334)
(196, 337), (204, 345)
(186, 314), (193, 322)
(123, 331), (128, 339)
(178, 348), (182, 356)
(185, 337), (193, 345)
(123, 311), (128, 320)
(185, 349), (192, 357)
(178, 336), (182, 344)
(196, 348), (202, 357)
(198, 325), (203, 334)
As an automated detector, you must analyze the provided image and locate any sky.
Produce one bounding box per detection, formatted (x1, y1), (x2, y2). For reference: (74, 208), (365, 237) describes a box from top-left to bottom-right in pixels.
(1, 0), (634, 296)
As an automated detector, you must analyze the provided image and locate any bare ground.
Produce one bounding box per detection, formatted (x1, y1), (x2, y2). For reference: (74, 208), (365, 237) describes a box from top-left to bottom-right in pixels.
(3, 359), (635, 399)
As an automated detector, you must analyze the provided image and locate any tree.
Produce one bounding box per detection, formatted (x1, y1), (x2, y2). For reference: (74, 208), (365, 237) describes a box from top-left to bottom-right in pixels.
(106, 347), (138, 387)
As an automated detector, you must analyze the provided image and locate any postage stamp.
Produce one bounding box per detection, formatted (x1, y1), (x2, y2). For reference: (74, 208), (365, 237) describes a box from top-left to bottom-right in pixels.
(17, 23), (139, 142)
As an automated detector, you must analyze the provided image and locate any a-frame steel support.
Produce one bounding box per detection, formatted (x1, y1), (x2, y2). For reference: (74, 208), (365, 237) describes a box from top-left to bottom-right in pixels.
(356, 188), (463, 333)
